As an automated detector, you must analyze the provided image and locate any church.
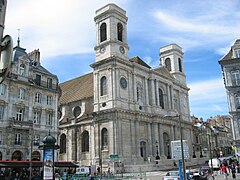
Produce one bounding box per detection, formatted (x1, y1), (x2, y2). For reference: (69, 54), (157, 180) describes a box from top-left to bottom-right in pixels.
(58, 3), (194, 171)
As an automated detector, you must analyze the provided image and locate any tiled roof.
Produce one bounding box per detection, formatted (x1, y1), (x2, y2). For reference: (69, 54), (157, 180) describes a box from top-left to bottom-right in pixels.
(220, 39), (240, 62)
(129, 56), (151, 69)
(220, 49), (232, 62)
(59, 73), (93, 104)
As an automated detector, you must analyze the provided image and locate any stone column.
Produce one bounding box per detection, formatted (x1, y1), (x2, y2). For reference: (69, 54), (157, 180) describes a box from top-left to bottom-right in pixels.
(170, 125), (174, 141)
(151, 79), (156, 105)
(135, 119), (140, 156)
(114, 66), (118, 98)
(131, 119), (136, 157)
(147, 123), (152, 156)
(156, 81), (159, 106)
(159, 123), (164, 156)
(154, 123), (159, 155)
(145, 78), (149, 105)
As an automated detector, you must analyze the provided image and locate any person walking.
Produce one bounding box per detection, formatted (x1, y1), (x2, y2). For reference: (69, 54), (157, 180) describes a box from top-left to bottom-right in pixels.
(221, 164), (228, 179)
(231, 163), (236, 180)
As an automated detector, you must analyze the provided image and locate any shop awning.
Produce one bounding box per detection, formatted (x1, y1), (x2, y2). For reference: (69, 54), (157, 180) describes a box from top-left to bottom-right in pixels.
(0, 161), (78, 168)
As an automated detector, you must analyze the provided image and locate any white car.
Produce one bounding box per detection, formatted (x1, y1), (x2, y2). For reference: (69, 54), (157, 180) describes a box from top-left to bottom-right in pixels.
(162, 171), (180, 180)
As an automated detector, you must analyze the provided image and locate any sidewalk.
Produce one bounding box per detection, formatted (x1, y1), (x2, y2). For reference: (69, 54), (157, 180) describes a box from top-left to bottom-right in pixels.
(145, 171), (240, 180)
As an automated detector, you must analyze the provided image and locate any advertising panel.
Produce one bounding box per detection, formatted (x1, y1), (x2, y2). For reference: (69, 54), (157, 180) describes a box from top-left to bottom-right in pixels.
(43, 148), (54, 179)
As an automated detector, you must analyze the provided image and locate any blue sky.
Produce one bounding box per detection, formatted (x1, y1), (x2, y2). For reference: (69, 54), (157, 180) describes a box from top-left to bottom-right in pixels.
(4, 0), (240, 120)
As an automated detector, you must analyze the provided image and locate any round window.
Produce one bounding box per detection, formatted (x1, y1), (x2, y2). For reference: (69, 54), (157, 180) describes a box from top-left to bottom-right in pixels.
(73, 106), (81, 117)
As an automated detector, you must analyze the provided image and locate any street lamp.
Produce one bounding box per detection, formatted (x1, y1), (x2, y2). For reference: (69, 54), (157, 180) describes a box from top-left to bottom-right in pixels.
(155, 141), (160, 164)
(192, 145), (196, 158)
(29, 137), (38, 180)
(165, 114), (186, 180)
(167, 143), (171, 159)
(200, 145), (203, 158)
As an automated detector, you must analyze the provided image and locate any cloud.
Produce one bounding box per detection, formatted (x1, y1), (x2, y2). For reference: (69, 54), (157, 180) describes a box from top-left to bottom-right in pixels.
(4, 0), (127, 60)
(189, 78), (226, 101)
(149, 1), (240, 54)
(188, 78), (228, 119)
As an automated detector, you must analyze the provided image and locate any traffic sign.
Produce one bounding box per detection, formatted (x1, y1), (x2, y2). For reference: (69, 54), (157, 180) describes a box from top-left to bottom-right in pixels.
(171, 140), (189, 160)
(110, 154), (119, 159)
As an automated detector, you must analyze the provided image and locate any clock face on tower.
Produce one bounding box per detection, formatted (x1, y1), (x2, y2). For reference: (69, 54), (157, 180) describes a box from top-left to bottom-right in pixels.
(120, 77), (127, 89)
(100, 47), (105, 54)
(119, 46), (125, 54)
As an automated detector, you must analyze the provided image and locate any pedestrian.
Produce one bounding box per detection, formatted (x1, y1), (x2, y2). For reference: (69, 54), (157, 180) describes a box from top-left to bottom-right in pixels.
(231, 163), (236, 180)
(221, 164), (228, 179)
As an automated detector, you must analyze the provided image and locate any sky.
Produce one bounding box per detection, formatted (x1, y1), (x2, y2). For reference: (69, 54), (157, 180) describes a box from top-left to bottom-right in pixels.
(3, 0), (240, 120)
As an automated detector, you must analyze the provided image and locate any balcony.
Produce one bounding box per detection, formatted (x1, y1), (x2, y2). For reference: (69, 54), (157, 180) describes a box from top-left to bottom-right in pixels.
(31, 79), (58, 91)
(8, 118), (33, 129)
(8, 73), (59, 91)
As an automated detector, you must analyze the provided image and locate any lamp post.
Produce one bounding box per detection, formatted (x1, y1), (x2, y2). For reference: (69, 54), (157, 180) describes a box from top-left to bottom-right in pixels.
(29, 138), (33, 180)
(165, 114), (186, 180)
(200, 145), (203, 158)
(167, 143), (171, 159)
(207, 134), (214, 176)
(155, 141), (160, 164)
(178, 114), (187, 180)
(192, 145), (196, 158)
(0, 0), (7, 42)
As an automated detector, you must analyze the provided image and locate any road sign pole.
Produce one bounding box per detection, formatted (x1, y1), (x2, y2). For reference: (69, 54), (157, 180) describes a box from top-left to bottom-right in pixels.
(178, 160), (183, 180)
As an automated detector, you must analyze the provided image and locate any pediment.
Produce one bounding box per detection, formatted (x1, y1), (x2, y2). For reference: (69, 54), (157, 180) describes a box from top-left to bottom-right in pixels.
(151, 66), (174, 80)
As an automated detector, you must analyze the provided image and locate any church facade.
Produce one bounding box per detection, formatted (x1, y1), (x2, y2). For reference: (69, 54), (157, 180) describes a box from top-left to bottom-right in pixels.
(58, 4), (194, 171)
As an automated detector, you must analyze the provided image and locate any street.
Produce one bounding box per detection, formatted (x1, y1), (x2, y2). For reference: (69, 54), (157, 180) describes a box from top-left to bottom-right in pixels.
(145, 171), (240, 180)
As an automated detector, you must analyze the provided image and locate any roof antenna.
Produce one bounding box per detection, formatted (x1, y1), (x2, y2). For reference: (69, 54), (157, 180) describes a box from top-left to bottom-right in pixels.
(17, 29), (20, 47)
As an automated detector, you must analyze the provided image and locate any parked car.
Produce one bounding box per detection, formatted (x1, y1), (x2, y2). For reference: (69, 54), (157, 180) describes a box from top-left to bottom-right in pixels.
(191, 166), (212, 180)
(162, 170), (192, 180)
(208, 158), (221, 170)
(162, 171), (179, 180)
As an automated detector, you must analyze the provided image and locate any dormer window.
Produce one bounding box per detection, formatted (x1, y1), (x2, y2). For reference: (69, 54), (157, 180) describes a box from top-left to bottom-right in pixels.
(19, 64), (25, 76)
(235, 49), (240, 58)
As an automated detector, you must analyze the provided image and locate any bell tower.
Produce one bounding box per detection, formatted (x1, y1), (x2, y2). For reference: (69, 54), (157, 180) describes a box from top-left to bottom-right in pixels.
(94, 3), (129, 62)
(160, 44), (186, 85)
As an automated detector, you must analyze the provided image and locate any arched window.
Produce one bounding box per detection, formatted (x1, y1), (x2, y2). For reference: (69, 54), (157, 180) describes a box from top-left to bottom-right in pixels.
(163, 132), (170, 157)
(101, 128), (108, 149)
(158, 88), (164, 109)
(82, 131), (89, 152)
(178, 58), (182, 72)
(60, 134), (67, 153)
(100, 23), (107, 42)
(12, 150), (22, 160)
(31, 151), (40, 161)
(165, 58), (171, 71)
(140, 141), (147, 161)
(117, 23), (123, 41)
(19, 64), (25, 76)
(100, 76), (107, 96)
